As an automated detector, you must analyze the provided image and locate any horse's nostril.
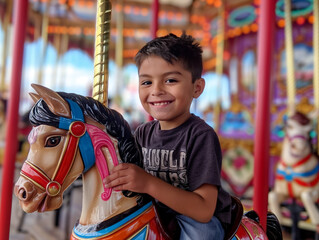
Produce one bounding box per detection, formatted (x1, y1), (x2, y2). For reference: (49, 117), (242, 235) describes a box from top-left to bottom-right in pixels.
(19, 188), (27, 200)
(15, 180), (36, 202)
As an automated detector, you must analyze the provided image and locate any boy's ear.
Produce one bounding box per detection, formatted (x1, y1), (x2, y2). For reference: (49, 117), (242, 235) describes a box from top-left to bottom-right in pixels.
(193, 78), (205, 98)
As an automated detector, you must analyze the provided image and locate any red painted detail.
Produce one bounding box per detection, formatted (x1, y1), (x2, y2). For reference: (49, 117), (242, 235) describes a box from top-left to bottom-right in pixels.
(70, 121), (86, 137)
(53, 133), (79, 184)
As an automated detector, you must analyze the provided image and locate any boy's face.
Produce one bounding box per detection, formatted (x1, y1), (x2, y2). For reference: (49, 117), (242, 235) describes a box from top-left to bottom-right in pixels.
(138, 56), (204, 130)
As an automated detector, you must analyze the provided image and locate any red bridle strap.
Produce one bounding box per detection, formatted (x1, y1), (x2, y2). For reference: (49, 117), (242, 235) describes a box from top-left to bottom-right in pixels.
(280, 153), (312, 168)
(21, 161), (51, 192)
(20, 121), (86, 197)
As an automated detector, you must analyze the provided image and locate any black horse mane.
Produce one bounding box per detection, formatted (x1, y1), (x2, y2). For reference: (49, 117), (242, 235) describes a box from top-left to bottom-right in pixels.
(29, 91), (142, 168)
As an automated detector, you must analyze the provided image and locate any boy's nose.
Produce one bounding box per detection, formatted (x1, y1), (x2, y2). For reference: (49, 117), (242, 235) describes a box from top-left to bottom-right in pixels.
(151, 83), (165, 96)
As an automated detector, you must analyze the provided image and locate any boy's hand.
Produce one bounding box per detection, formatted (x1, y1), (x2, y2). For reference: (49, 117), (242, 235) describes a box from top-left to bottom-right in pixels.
(104, 164), (218, 223)
(103, 163), (152, 194)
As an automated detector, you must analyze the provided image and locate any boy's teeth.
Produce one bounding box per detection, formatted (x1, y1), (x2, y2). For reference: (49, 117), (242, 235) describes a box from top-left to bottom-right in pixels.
(153, 102), (169, 106)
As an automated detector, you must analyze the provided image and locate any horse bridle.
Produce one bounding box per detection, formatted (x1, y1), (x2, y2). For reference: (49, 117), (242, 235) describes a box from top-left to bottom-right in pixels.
(276, 132), (319, 197)
(20, 99), (118, 200)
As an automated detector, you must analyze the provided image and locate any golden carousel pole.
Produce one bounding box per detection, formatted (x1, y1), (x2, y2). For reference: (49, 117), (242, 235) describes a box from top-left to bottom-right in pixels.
(56, 33), (69, 90)
(313, 0), (319, 152)
(214, 1), (225, 132)
(92, 0), (112, 106)
(0, 0), (13, 92)
(115, 0), (124, 97)
(284, 0), (296, 115)
(52, 34), (61, 88)
(37, 1), (50, 85)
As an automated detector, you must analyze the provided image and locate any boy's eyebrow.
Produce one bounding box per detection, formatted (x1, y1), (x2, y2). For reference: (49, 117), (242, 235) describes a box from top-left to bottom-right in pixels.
(163, 71), (182, 76)
(138, 74), (151, 78)
(139, 71), (182, 78)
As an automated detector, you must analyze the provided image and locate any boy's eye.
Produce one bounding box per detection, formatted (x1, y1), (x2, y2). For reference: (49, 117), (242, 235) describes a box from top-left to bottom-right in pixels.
(45, 136), (61, 147)
(141, 80), (152, 85)
(166, 78), (177, 83)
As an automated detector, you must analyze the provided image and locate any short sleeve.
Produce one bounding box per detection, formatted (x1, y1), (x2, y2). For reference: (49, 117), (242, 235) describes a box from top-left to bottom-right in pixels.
(186, 129), (222, 191)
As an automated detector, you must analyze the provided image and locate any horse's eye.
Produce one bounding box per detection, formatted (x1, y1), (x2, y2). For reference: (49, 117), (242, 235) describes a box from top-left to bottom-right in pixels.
(45, 136), (61, 147)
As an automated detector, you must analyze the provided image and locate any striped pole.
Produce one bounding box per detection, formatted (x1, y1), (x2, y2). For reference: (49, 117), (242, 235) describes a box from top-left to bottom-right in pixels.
(92, 0), (112, 106)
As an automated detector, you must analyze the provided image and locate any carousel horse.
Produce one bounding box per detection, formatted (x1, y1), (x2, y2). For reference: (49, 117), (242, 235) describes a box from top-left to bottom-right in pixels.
(15, 84), (282, 240)
(269, 111), (319, 232)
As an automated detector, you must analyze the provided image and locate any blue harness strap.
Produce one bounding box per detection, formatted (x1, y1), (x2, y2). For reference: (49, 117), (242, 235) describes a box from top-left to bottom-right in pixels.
(277, 164), (319, 181)
(58, 99), (95, 172)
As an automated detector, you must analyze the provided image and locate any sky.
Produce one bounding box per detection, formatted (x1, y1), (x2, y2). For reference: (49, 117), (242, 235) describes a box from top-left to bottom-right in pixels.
(0, 24), (230, 119)
(20, 39), (94, 113)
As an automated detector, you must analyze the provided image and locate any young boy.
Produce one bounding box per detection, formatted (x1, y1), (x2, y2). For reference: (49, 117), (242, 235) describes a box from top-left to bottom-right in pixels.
(104, 33), (231, 239)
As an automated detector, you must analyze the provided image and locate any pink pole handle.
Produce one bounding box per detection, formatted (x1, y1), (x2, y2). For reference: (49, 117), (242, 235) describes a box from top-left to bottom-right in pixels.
(86, 124), (119, 201)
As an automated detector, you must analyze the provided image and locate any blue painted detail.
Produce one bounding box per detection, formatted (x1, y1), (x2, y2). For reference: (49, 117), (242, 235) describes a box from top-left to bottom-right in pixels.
(277, 164), (319, 181)
(131, 226), (148, 240)
(68, 99), (84, 120)
(58, 99), (84, 129)
(58, 99), (95, 172)
(276, 0), (313, 18)
(73, 202), (153, 239)
(78, 134), (95, 172)
(58, 117), (73, 130)
(228, 5), (256, 27)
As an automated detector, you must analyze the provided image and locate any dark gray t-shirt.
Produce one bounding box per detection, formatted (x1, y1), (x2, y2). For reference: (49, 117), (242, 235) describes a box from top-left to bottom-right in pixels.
(135, 114), (231, 225)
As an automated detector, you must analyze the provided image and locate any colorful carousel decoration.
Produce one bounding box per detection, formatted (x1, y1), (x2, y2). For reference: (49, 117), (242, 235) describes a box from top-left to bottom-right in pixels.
(0, 0), (317, 239)
(193, 0), (319, 237)
(12, 1), (282, 240)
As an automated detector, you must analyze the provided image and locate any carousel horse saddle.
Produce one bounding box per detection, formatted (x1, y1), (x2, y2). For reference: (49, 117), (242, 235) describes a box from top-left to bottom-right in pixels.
(154, 195), (244, 240)
(226, 196), (283, 240)
(153, 201), (181, 239)
(224, 195), (244, 240)
(154, 195), (283, 240)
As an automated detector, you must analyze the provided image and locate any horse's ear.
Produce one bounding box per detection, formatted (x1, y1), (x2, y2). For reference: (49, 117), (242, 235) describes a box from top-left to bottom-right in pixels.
(29, 92), (41, 103)
(31, 83), (71, 118)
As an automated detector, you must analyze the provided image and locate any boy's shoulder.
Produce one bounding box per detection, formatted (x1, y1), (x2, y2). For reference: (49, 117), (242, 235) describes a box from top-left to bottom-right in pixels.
(188, 114), (211, 127)
(186, 114), (216, 134)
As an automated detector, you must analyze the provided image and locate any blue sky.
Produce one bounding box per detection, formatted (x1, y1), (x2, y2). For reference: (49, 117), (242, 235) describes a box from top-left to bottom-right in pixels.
(18, 39), (95, 113)
(0, 24), (230, 117)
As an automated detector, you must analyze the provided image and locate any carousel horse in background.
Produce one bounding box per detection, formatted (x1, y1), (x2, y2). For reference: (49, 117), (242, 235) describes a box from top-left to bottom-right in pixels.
(269, 110), (319, 233)
(14, 84), (282, 240)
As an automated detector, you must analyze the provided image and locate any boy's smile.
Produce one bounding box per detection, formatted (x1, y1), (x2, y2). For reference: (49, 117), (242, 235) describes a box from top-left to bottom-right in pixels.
(138, 56), (205, 130)
(151, 101), (172, 106)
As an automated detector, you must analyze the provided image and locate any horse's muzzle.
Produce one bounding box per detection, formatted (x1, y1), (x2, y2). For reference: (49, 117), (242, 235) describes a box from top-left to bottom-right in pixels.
(14, 180), (36, 202)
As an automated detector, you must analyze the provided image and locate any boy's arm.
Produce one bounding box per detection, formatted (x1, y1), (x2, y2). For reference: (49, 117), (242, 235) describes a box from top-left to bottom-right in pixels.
(103, 163), (218, 223)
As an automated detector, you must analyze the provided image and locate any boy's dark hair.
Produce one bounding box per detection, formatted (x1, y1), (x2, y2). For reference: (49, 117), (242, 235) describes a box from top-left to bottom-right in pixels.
(134, 33), (203, 82)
